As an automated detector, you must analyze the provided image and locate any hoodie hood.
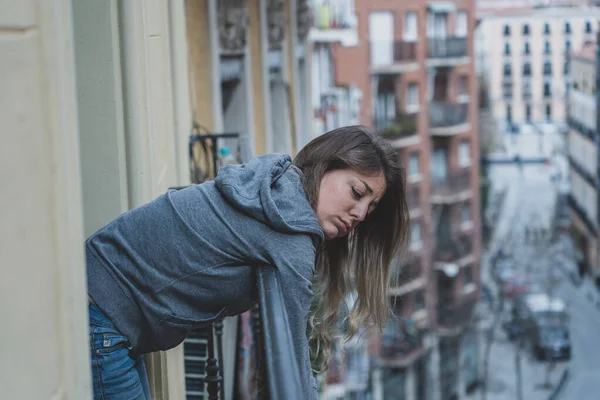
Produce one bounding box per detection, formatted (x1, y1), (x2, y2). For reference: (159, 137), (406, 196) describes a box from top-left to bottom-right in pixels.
(215, 154), (324, 241)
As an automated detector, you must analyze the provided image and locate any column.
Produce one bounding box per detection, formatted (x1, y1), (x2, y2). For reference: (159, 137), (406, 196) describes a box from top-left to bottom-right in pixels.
(0, 0), (89, 398)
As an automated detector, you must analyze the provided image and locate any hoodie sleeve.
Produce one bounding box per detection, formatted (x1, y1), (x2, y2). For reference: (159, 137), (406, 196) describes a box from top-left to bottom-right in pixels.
(264, 231), (319, 400)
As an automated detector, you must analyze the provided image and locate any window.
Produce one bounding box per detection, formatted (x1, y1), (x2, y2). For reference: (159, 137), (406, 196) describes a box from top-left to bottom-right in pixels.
(456, 11), (468, 37)
(586, 21), (592, 34)
(524, 41), (530, 55)
(564, 21), (571, 34)
(546, 104), (552, 120)
(544, 82), (551, 97)
(404, 12), (418, 42)
(458, 140), (471, 166)
(461, 202), (471, 225)
(503, 82), (512, 98)
(523, 81), (531, 99)
(565, 40), (571, 53)
(504, 43), (511, 55)
(544, 40), (551, 54)
(463, 265), (474, 286)
(523, 62), (531, 77)
(506, 104), (512, 121)
(503, 24), (510, 36)
(409, 152), (420, 177)
(504, 63), (512, 77)
(564, 61), (570, 75)
(411, 222), (422, 247)
(544, 23), (550, 35)
(414, 291), (425, 311)
(526, 104), (531, 121)
(406, 83), (419, 111)
(458, 75), (468, 96)
(523, 24), (530, 35)
(544, 61), (552, 76)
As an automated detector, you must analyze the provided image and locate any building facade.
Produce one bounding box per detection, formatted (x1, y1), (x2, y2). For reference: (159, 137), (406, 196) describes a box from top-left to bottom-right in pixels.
(476, 6), (600, 130)
(314, 1), (483, 399)
(566, 40), (600, 281)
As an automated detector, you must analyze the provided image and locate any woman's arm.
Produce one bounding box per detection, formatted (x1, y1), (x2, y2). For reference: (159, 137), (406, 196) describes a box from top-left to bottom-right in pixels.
(265, 232), (319, 400)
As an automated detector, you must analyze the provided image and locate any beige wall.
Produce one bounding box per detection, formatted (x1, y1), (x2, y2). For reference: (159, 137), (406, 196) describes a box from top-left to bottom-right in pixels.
(481, 12), (600, 124)
(0, 1), (91, 399)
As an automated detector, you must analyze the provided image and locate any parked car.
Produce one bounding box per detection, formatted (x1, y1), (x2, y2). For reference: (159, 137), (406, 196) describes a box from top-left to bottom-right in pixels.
(511, 293), (571, 361)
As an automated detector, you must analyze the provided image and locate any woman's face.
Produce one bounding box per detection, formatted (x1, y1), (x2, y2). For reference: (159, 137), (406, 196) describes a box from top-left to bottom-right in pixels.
(316, 168), (386, 240)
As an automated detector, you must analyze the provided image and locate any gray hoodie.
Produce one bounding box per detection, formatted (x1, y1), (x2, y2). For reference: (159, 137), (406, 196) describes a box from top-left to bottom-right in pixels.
(86, 154), (323, 398)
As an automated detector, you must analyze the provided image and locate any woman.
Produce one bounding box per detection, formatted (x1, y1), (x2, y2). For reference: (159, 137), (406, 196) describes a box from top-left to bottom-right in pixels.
(87, 125), (409, 399)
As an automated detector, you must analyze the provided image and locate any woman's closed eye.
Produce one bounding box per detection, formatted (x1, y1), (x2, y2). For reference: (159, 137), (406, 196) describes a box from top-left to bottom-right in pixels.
(351, 187), (363, 200)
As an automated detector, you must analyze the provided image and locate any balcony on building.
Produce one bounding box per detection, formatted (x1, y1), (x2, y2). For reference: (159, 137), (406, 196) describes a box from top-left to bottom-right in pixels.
(433, 232), (474, 268)
(380, 317), (427, 367)
(309, 0), (358, 46)
(370, 40), (418, 74)
(431, 168), (471, 203)
(375, 112), (419, 147)
(429, 101), (469, 135)
(426, 36), (468, 66)
(390, 252), (425, 297)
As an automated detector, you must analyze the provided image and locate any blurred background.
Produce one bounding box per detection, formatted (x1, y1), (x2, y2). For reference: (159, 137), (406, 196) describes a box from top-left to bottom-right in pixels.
(2, 0), (600, 399)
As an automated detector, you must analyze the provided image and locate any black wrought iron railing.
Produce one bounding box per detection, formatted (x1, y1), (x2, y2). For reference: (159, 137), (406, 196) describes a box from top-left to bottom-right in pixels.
(183, 267), (305, 400)
(370, 40), (417, 64)
(427, 37), (467, 58)
(374, 112), (418, 140)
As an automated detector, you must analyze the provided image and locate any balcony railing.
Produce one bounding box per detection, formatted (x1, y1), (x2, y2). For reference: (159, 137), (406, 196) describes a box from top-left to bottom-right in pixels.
(437, 297), (477, 329)
(375, 112), (418, 140)
(429, 102), (468, 129)
(381, 318), (425, 359)
(427, 37), (467, 59)
(434, 232), (473, 264)
(370, 40), (417, 66)
(184, 267), (306, 400)
(431, 168), (471, 198)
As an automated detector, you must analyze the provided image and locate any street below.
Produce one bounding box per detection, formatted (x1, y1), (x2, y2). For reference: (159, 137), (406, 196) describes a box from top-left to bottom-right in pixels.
(476, 161), (600, 400)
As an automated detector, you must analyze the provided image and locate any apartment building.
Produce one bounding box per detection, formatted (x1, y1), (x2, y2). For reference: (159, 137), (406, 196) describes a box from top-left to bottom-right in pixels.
(566, 40), (600, 281)
(476, 6), (600, 130)
(314, 1), (483, 399)
(3, 1), (315, 399)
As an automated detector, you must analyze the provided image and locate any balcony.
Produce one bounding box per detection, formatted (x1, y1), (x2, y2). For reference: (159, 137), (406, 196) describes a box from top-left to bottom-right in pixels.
(370, 41), (418, 74)
(375, 112), (419, 146)
(381, 318), (426, 366)
(427, 37), (468, 66)
(434, 232), (474, 267)
(431, 168), (471, 203)
(309, 0), (358, 46)
(437, 297), (477, 331)
(429, 102), (469, 135)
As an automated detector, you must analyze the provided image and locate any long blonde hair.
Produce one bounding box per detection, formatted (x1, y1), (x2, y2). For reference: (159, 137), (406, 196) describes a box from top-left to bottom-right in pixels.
(293, 126), (410, 372)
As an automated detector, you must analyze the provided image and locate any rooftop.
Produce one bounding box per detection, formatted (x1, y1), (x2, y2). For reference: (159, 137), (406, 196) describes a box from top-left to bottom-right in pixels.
(477, 5), (600, 19)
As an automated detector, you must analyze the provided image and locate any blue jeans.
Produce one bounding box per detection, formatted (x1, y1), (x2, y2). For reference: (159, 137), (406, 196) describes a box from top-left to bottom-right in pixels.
(89, 302), (152, 400)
